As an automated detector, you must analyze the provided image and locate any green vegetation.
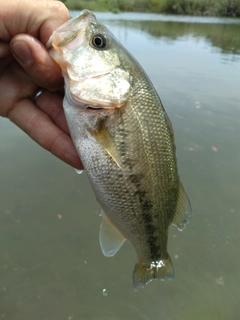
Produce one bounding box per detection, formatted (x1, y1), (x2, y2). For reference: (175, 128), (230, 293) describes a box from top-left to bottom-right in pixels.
(61, 0), (240, 17)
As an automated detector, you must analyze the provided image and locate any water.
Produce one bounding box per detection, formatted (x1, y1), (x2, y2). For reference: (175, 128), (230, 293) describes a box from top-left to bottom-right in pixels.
(102, 288), (108, 297)
(0, 12), (240, 320)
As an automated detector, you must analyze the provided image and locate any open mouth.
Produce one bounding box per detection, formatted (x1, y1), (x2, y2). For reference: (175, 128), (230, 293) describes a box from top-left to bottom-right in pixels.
(86, 106), (104, 111)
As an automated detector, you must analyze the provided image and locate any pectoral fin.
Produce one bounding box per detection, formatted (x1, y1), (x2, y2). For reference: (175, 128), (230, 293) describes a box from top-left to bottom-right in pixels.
(99, 212), (126, 257)
(172, 182), (192, 231)
(89, 125), (122, 168)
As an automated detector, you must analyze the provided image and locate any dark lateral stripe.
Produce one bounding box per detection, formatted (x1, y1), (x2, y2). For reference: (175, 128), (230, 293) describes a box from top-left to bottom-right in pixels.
(128, 172), (160, 260)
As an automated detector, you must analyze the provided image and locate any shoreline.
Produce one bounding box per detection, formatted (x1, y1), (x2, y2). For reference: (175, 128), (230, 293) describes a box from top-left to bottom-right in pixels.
(61, 0), (240, 17)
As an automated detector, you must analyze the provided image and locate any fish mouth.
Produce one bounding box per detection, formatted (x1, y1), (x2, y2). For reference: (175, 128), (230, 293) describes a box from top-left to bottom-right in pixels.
(65, 87), (121, 112)
(46, 10), (97, 50)
(73, 9), (96, 24)
(84, 101), (121, 111)
(86, 106), (104, 111)
(67, 71), (129, 111)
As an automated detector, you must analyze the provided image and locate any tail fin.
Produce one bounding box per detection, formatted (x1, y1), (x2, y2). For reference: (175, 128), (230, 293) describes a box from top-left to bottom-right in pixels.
(133, 255), (174, 290)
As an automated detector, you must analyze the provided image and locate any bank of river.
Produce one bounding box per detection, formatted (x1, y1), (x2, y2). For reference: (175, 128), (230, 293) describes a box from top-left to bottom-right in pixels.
(61, 0), (240, 17)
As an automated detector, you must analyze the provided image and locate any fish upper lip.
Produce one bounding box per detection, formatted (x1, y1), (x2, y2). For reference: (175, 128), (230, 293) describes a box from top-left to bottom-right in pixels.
(46, 9), (97, 50)
(76, 9), (96, 21)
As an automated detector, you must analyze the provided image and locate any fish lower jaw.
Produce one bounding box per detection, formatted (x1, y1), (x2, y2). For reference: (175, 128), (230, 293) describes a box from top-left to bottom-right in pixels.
(65, 92), (123, 112)
(77, 97), (124, 111)
(84, 103), (119, 110)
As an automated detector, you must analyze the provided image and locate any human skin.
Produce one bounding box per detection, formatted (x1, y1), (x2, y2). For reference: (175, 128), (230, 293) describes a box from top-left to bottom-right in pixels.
(0, 0), (83, 169)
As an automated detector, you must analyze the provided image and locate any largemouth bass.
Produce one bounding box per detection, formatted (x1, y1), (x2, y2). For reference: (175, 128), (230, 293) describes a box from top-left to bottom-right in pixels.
(47, 10), (191, 289)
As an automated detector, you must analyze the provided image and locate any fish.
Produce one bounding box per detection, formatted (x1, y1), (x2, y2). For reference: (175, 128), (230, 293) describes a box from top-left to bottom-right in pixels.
(47, 10), (192, 289)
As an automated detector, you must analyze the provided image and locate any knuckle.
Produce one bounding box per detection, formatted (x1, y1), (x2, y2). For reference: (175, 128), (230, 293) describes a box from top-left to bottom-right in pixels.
(47, 131), (65, 154)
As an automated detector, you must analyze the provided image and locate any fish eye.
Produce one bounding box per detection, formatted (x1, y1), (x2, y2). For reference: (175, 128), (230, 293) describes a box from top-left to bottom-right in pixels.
(91, 34), (107, 49)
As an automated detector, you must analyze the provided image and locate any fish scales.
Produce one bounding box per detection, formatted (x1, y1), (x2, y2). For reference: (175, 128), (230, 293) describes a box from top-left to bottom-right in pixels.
(68, 77), (178, 262)
(47, 9), (191, 289)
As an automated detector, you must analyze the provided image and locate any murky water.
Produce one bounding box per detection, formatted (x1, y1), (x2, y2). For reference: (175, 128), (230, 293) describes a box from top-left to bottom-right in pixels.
(1, 12), (240, 320)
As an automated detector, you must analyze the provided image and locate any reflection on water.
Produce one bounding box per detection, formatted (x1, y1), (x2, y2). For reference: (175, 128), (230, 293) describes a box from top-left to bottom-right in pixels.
(134, 21), (240, 57)
(94, 12), (240, 58)
(0, 12), (240, 320)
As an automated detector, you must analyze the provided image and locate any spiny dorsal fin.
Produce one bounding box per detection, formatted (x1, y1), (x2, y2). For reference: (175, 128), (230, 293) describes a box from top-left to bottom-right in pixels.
(172, 182), (192, 231)
(99, 212), (126, 257)
(88, 126), (122, 168)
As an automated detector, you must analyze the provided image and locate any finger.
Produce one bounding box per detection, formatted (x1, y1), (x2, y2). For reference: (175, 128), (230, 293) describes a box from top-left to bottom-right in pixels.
(35, 91), (70, 135)
(1, 0), (69, 44)
(38, 1), (70, 44)
(10, 35), (63, 91)
(0, 41), (10, 58)
(0, 60), (37, 117)
(8, 98), (83, 170)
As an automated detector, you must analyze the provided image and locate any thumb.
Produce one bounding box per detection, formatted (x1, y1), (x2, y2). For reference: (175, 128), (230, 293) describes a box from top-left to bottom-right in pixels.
(10, 34), (63, 91)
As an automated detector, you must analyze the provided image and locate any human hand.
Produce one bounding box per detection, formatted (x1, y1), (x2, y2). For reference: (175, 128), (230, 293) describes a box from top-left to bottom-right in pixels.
(0, 0), (83, 169)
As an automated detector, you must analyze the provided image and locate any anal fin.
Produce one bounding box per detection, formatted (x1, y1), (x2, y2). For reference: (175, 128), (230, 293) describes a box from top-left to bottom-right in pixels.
(172, 182), (192, 231)
(99, 212), (126, 257)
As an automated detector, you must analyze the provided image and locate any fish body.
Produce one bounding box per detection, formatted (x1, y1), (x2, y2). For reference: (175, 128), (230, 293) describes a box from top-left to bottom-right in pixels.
(47, 10), (191, 289)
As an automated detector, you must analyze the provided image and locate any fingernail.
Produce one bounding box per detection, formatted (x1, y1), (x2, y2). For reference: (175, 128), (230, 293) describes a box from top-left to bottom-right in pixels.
(11, 40), (32, 65)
